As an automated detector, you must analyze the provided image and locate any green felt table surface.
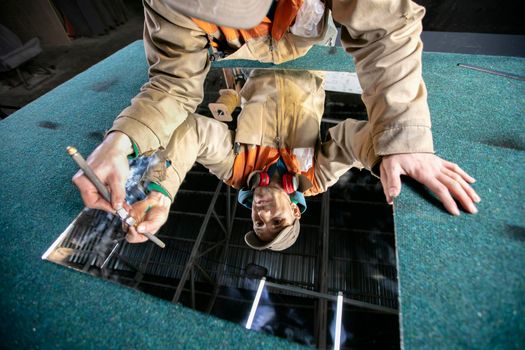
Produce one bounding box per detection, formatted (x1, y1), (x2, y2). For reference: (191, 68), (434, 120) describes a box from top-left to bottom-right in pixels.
(0, 41), (523, 349)
(396, 53), (525, 349)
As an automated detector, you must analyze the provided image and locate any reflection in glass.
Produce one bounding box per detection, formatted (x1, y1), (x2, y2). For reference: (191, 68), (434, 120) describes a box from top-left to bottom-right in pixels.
(44, 68), (399, 349)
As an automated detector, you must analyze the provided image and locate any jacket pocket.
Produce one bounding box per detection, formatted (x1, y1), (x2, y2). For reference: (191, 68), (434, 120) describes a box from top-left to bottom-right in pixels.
(235, 102), (266, 146)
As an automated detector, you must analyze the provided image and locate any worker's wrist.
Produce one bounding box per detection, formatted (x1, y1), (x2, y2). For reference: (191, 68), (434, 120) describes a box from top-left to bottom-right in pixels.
(104, 131), (133, 155)
(146, 182), (173, 203)
(147, 187), (173, 209)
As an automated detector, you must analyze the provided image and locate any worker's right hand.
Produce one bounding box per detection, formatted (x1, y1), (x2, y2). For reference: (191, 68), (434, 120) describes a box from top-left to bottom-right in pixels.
(124, 191), (171, 243)
(72, 131), (133, 213)
(380, 153), (480, 216)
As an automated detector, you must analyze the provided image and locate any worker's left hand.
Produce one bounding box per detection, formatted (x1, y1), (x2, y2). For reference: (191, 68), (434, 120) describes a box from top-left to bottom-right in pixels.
(380, 153), (481, 215)
(124, 191), (171, 243)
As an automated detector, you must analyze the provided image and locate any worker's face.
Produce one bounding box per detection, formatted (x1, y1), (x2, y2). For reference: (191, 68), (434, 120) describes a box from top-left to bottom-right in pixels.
(251, 185), (301, 242)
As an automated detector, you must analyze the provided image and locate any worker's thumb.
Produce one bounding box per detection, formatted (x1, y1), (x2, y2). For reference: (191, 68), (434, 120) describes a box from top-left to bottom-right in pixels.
(137, 222), (159, 235)
(380, 159), (401, 204)
(137, 207), (167, 235)
(108, 176), (126, 210)
(386, 165), (402, 202)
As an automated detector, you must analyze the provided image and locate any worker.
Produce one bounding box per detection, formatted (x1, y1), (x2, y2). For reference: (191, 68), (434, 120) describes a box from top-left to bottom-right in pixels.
(122, 69), (479, 251)
(73, 0), (481, 235)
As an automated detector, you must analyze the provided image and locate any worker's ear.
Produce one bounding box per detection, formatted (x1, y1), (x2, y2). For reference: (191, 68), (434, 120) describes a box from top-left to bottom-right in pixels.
(290, 202), (301, 219)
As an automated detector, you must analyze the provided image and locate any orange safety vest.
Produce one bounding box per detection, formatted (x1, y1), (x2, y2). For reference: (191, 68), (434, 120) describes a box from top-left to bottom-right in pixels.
(226, 145), (321, 197)
(192, 0), (303, 50)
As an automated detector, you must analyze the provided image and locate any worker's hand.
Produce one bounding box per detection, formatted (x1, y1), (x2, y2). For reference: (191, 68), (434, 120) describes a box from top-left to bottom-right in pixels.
(72, 132), (133, 213)
(380, 153), (481, 216)
(124, 191), (171, 243)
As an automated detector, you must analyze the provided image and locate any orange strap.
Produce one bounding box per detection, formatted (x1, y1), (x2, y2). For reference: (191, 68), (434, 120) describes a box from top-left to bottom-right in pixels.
(228, 146), (278, 189)
(191, 0), (301, 45)
(271, 0), (303, 41)
(191, 18), (219, 36)
(227, 146), (321, 196)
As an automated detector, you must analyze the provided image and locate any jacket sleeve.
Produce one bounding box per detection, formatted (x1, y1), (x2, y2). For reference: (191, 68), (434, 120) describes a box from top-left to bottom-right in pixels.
(331, 0), (434, 156)
(109, 0), (211, 155)
(311, 118), (379, 194)
(144, 114), (235, 201)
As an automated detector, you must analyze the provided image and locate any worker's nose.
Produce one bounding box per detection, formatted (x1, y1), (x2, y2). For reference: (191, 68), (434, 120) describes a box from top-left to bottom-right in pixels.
(257, 208), (271, 221)
(254, 198), (268, 206)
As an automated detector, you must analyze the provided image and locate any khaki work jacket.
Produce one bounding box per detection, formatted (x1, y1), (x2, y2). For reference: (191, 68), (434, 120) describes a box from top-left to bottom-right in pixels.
(146, 70), (378, 200)
(110, 0), (434, 162)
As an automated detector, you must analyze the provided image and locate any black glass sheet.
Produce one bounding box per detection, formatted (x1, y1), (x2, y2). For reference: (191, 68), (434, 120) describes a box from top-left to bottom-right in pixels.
(44, 68), (399, 349)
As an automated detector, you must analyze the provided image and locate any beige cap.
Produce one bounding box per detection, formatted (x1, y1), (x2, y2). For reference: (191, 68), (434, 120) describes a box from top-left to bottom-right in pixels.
(164, 0), (273, 29)
(244, 219), (301, 251)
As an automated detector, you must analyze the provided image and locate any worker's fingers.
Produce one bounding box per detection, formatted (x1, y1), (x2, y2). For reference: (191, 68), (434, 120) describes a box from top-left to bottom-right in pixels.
(71, 133), (132, 213)
(136, 206), (169, 236)
(107, 174), (126, 210)
(379, 153), (480, 216)
(72, 171), (114, 213)
(124, 191), (171, 244)
(442, 160), (476, 183)
(442, 167), (481, 204)
(125, 202), (169, 244)
(437, 173), (478, 214)
(126, 225), (148, 244)
(421, 175), (460, 216)
(122, 201), (132, 213)
(397, 158), (461, 215)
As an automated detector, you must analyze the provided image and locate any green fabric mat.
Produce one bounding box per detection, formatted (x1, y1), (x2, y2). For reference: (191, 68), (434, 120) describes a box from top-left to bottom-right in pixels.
(396, 52), (525, 349)
(0, 40), (523, 349)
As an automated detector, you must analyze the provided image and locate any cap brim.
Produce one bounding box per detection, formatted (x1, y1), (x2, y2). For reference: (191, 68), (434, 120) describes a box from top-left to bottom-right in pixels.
(165, 0), (273, 29)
